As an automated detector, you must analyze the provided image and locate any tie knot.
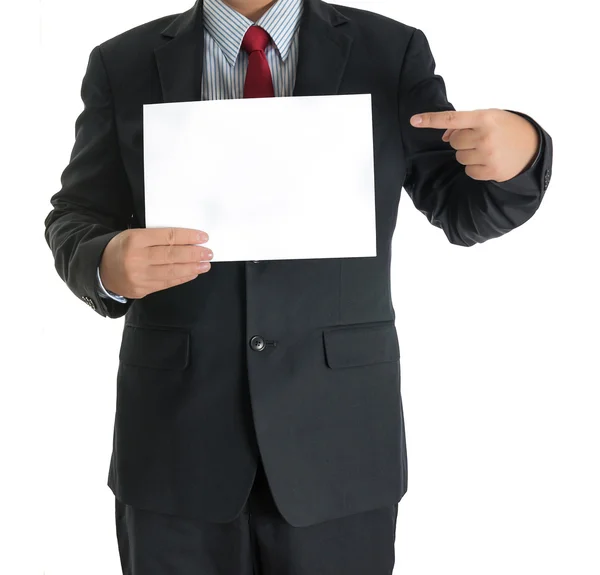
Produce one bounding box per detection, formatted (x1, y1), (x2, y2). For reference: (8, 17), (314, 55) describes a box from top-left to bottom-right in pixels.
(242, 26), (271, 54)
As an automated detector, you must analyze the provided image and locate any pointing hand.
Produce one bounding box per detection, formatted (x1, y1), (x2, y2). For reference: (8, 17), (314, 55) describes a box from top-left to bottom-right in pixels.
(410, 109), (540, 182)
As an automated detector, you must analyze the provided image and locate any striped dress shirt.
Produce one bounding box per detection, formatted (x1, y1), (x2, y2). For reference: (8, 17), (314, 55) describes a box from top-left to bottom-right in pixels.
(98, 0), (305, 302)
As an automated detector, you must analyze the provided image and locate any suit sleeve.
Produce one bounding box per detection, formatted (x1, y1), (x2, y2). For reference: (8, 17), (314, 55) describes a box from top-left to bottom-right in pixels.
(398, 28), (553, 246)
(44, 45), (134, 318)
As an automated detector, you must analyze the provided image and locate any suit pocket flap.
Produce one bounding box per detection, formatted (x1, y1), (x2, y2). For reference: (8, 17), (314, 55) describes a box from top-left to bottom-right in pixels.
(323, 321), (399, 369)
(119, 324), (190, 371)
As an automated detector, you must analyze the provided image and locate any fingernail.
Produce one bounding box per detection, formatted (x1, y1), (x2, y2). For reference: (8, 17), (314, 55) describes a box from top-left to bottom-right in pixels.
(198, 262), (211, 272)
(205, 250), (214, 260)
(411, 115), (422, 126)
(198, 232), (209, 243)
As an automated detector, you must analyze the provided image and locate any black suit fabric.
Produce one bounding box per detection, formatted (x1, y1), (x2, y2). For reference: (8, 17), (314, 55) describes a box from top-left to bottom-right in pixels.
(116, 459), (398, 574)
(44, 0), (553, 528)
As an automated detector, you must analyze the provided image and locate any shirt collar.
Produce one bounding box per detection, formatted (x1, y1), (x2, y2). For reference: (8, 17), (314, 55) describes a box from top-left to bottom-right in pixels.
(203, 0), (304, 67)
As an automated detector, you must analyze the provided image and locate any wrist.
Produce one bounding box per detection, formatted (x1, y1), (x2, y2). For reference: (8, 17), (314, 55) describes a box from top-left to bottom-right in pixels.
(97, 264), (127, 302)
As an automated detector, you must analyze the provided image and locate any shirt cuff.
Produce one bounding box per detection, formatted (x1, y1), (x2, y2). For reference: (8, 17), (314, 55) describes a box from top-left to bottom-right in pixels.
(525, 122), (543, 172)
(96, 266), (128, 303)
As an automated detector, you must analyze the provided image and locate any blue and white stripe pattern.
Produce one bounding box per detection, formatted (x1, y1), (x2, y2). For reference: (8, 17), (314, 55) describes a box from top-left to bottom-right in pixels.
(98, 0), (304, 302)
(202, 0), (304, 100)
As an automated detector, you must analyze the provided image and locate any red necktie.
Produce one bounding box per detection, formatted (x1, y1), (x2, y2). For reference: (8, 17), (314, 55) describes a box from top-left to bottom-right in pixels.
(242, 26), (275, 98)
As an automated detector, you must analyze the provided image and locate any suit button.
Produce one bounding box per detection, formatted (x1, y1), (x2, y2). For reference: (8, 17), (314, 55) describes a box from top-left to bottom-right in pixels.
(250, 336), (266, 352)
(543, 168), (551, 191)
(252, 261), (260, 264)
(82, 295), (95, 310)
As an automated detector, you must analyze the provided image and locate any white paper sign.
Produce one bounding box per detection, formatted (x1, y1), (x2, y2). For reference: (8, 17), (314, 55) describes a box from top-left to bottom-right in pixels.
(143, 94), (376, 262)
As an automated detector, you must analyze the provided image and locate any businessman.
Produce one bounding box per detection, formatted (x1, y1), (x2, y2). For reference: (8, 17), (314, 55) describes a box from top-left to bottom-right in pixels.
(44, 0), (553, 572)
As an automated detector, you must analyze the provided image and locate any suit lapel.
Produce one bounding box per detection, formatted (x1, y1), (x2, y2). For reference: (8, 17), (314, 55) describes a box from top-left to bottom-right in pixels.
(293, 0), (353, 97)
(154, 0), (353, 102)
(154, 0), (204, 103)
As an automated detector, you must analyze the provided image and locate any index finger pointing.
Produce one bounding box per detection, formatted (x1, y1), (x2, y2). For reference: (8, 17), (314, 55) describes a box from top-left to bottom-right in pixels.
(142, 227), (209, 247)
(410, 110), (480, 130)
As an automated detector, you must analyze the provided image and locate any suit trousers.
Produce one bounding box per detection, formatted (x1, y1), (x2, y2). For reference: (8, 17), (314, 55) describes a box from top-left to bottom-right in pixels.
(115, 459), (399, 574)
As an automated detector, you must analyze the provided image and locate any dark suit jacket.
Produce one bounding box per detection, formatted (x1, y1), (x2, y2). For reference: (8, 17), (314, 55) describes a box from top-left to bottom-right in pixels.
(44, 0), (553, 527)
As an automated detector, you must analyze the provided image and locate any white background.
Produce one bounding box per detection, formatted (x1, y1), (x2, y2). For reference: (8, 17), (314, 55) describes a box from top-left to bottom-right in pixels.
(1, 0), (598, 573)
